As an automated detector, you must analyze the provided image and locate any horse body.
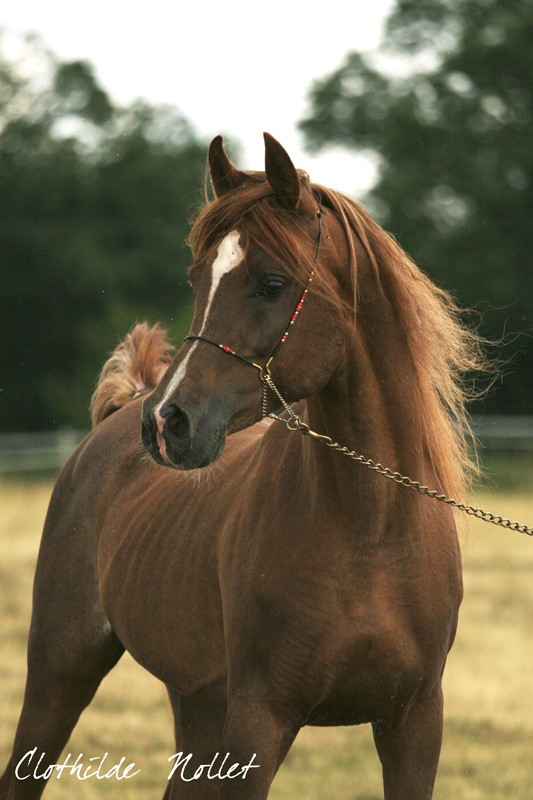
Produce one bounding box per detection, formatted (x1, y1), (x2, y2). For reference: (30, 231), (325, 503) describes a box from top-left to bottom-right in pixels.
(1, 133), (474, 800)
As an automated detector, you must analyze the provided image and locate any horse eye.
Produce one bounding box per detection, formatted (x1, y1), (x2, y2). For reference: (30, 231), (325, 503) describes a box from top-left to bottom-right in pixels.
(256, 277), (287, 297)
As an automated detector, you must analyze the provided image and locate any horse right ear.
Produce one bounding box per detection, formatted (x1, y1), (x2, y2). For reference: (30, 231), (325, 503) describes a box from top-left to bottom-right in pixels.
(208, 136), (248, 197)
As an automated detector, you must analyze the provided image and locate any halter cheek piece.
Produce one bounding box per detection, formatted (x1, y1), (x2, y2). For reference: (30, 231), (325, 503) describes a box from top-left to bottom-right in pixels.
(184, 203), (324, 408)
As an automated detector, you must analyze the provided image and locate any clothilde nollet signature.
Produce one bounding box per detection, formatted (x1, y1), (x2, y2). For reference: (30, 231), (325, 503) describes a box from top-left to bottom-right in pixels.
(15, 748), (260, 783)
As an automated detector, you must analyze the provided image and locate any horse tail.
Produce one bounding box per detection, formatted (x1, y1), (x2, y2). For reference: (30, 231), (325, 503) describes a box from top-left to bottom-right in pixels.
(90, 322), (175, 428)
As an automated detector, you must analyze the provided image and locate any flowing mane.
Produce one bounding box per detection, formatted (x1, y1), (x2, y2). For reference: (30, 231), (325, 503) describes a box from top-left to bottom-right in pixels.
(189, 176), (485, 501)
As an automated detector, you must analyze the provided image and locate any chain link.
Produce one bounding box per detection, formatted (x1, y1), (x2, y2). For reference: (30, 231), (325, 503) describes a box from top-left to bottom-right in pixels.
(264, 378), (533, 538)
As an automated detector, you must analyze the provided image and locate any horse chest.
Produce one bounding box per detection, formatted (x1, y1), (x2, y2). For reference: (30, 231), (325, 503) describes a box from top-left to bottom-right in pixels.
(306, 612), (435, 726)
(234, 562), (457, 727)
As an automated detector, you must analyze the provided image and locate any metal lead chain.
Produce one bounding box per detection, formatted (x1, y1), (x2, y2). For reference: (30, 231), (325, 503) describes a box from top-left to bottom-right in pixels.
(261, 375), (533, 538)
(263, 374), (301, 423)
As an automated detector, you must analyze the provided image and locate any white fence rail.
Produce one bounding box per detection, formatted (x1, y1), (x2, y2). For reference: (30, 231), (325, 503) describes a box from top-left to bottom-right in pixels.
(472, 416), (533, 452)
(0, 430), (86, 473)
(0, 417), (532, 474)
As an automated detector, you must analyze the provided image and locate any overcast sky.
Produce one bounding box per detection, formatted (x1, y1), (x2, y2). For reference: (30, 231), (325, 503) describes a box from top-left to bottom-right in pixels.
(1, 1), (395, 194)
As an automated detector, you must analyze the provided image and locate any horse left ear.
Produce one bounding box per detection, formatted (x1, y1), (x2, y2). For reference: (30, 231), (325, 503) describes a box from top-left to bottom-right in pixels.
(209, 135), (248, 197)
(264, 132), (301, 210)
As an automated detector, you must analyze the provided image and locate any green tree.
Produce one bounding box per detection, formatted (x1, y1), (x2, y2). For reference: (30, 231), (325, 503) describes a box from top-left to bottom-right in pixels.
(1, 34), (207, 431)
(300, 0), (532, 414)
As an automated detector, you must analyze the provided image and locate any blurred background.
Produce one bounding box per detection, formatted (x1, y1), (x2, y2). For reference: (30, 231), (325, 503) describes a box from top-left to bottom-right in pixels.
(0, 0), (531, 469)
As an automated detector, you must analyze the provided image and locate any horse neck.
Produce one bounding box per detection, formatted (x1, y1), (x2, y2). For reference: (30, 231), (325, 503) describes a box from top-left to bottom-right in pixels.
(303, 248), (427, 529)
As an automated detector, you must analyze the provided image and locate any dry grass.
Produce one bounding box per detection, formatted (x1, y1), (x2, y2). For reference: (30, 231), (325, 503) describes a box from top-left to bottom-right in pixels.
(1, 477), (533, 798)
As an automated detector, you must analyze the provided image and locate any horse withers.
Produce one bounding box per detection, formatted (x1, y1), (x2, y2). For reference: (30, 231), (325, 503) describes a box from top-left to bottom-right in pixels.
(1, 133), (483, 799)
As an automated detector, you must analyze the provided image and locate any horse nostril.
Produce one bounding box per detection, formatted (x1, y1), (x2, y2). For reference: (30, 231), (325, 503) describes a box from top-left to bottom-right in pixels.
(159, 402), (190, 442)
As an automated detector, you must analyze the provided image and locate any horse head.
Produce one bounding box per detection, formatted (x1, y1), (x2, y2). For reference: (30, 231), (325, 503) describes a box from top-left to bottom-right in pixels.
(141, 134), (345, 470)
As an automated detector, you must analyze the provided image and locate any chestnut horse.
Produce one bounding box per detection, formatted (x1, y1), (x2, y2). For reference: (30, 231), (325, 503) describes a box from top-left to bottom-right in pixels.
(1, 134), (483, 800)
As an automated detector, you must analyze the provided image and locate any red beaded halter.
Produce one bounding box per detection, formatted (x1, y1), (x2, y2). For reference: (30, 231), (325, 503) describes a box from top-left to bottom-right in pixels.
(184, 202), (323, 387)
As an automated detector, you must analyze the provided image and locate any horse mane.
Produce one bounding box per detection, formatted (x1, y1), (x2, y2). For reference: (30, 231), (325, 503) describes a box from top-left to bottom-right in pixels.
(90, 322), (175, 428)
(189, 177), (486, 500)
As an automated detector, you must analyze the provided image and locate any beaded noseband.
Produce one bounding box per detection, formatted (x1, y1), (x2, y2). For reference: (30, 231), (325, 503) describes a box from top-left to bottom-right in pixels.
(184, 204), (323, 396)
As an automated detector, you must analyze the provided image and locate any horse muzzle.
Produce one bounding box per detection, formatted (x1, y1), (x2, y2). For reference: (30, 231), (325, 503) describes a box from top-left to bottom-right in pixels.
(141, 396), (227, 470)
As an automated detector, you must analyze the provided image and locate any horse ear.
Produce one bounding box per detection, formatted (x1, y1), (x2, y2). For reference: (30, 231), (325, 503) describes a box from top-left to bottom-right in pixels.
(208, 135), (248, 197)
(263, 132), (301, 210)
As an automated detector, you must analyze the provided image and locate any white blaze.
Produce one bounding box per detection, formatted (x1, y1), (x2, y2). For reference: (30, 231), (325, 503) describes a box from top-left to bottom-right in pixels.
(203, 230), (244, 325)
(157, 230), (244, 410)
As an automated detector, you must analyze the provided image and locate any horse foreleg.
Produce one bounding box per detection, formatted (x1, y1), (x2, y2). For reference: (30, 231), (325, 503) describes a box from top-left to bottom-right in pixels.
(372, 683), (444, 800)
(218, 695), (300, 800)
(163, 683), (227, 800)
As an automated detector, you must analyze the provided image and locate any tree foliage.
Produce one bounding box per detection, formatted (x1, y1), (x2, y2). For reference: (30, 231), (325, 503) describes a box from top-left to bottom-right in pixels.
(1, 34), (207, 431)
(300, 0), (532, 413)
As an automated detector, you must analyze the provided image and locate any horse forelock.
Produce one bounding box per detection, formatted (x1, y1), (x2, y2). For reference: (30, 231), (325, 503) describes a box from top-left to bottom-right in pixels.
(189, 172), (320, 288)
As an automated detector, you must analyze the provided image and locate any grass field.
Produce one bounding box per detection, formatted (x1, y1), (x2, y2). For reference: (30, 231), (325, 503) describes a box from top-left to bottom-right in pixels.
(1, 474), (533, 799)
